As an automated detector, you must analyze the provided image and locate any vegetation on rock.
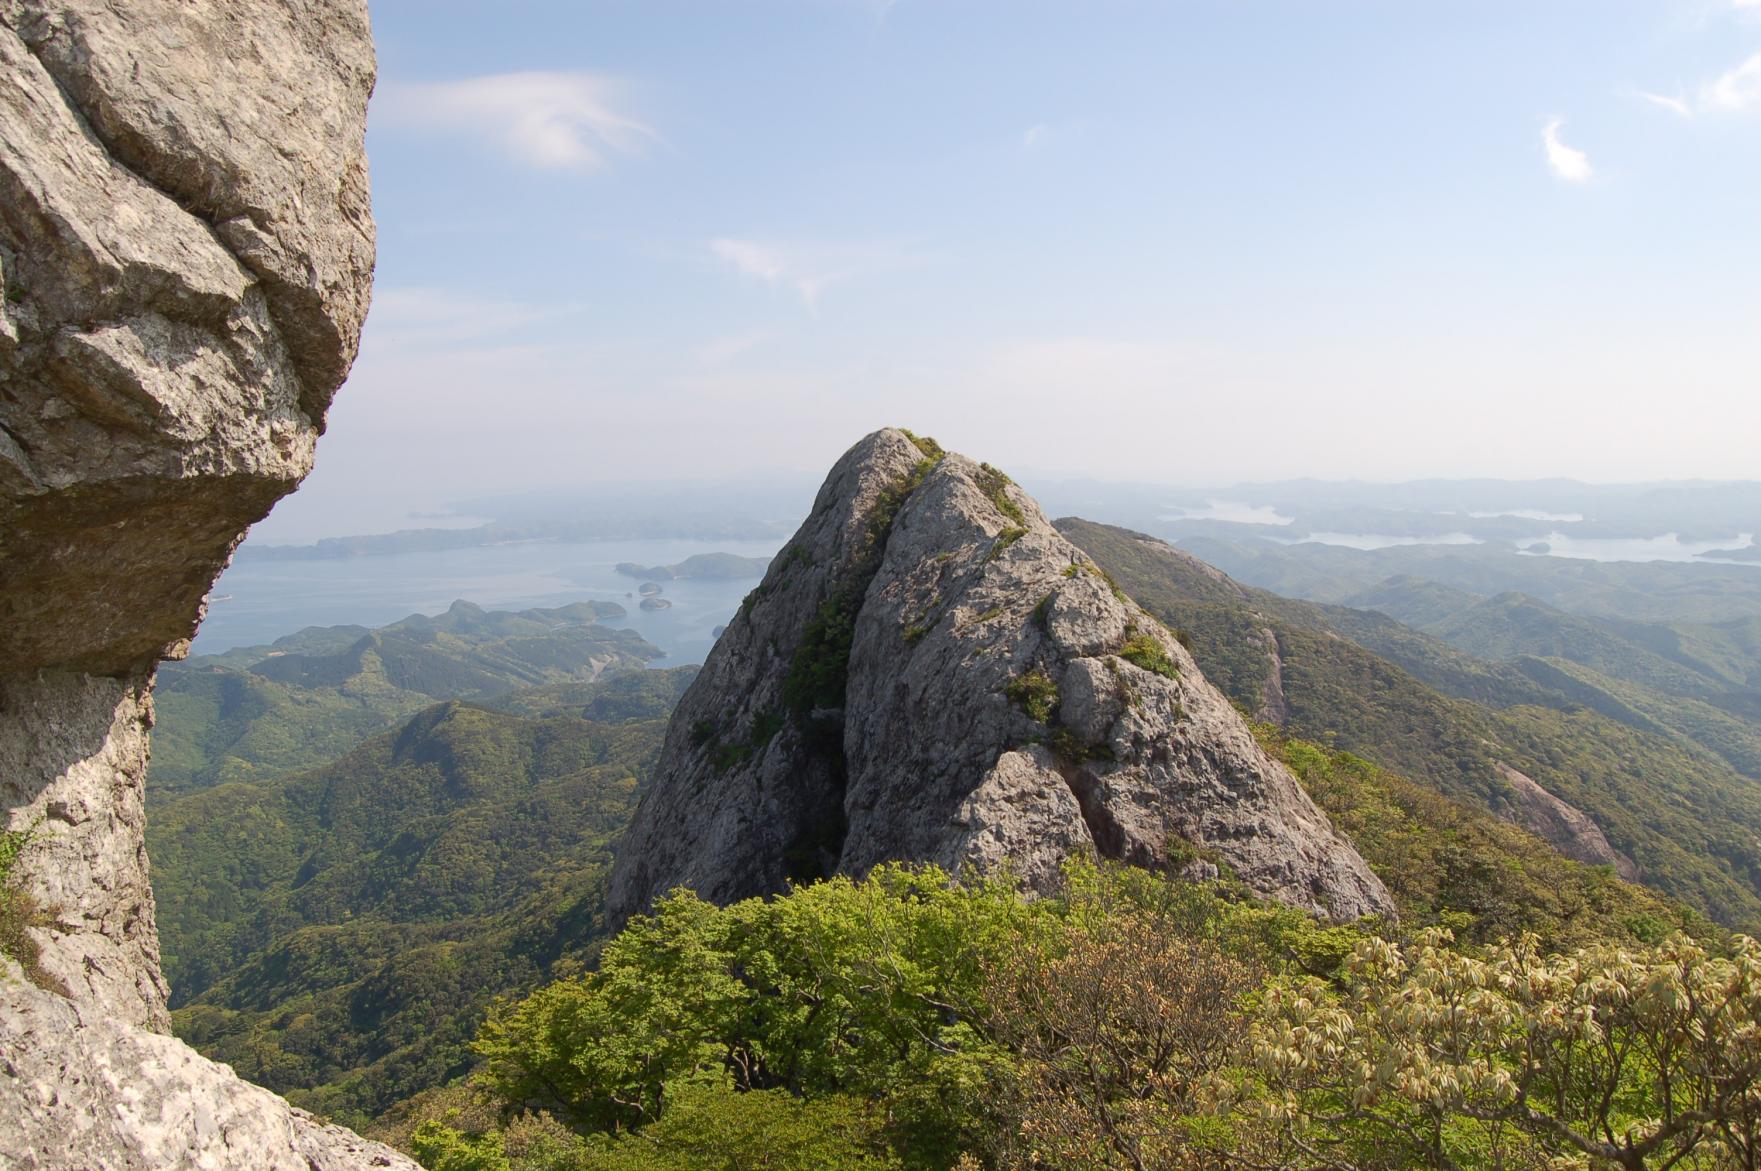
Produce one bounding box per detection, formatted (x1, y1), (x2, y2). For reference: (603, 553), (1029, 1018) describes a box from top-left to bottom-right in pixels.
(1003, 669), (1059, 723)
(0, 821), (59, 993)
(1118, 628), (1180, 679)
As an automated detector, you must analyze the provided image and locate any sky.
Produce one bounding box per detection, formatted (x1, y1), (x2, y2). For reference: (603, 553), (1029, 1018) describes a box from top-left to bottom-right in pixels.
(259, 0), (1761, 543)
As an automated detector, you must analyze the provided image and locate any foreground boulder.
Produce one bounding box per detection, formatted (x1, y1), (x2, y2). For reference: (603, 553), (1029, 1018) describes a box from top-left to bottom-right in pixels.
(607, 430), (1393, 924)
(0, 2), (410, 1166)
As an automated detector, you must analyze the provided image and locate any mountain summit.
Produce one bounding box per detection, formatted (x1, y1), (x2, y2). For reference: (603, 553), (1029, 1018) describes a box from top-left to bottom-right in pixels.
(607, 429), (1392, 923)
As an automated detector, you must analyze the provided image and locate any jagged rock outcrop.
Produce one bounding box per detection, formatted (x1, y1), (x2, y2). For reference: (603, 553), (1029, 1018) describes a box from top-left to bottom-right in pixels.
(1497, 763), (1639, 880)
(0, 3), (410, 1166)
(608, 430), (1393, 924)
(0, 962), (412, 1169)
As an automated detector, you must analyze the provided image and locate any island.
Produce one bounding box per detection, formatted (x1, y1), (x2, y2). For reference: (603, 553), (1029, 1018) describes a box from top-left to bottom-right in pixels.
(615, 552), (773, 581)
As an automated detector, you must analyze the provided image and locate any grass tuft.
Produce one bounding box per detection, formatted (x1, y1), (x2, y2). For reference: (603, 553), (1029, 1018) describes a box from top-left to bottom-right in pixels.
(1118, 629), (1180, 680)
(1004, 669), (1059, 724)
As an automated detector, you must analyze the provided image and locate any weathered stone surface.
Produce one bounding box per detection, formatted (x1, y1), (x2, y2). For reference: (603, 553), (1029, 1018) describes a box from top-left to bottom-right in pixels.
(0, 964), (419, 1170)
(0, 2), (383, 1167)
(0, 670), (165, 1029)
(0, 0), (375, 675)
(608, 430), (1393, 924)
(606, 430), (929, 913)
(1498, 762), (1639, 880)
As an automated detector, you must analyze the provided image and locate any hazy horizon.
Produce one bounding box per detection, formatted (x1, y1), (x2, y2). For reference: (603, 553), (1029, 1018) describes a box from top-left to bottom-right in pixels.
(264, 0), (1761, 543)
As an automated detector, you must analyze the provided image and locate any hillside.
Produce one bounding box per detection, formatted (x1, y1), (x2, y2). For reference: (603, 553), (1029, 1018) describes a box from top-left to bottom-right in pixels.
(1060, 519), (1761, 930)
(151, 600), (660, 798)
(1333, 578), (1761, 782)
(1184, 533), (1761, 624)
(153, 670), (694, 1127)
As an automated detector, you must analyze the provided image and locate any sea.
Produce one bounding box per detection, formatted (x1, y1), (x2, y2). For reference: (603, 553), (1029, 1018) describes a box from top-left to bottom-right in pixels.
(191, 536), (785, 667)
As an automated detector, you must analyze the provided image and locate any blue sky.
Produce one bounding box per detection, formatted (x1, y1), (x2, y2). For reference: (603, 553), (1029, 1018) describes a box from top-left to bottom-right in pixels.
(261, 0), (1761, 541)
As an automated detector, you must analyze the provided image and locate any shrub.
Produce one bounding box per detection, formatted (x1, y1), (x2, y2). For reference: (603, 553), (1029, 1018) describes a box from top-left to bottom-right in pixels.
(1117, 631), (1178, 680)
(898, 428), (947, 462)
(986, 527), (1027, 561)
(0, 821), (60, 994)
(973, 463), (1025, 526)
(1003, 669), (1059, 724)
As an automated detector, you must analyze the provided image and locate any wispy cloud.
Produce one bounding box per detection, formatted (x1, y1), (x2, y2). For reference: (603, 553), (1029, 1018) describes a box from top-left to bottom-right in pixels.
(1635, 89), (1693, 117)
(376, 72), (656, 170)
(1704, 51), (1761, 111)
(710, 238), (929, 308)
(1633, 50), (1761, 118)
(1542, 119), (1594, 183)
(1018, 119), (1088, 153)
(365, 287), (588, 350)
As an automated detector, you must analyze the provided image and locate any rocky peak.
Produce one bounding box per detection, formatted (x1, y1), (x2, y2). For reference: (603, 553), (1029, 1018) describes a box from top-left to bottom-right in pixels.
(607, 429), (1393, 925)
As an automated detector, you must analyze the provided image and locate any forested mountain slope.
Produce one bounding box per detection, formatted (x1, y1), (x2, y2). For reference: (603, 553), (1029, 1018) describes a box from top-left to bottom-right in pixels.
(152, 670), (693, 1126)
(152, 600), (659, 798)
(1061, 519), (1761, 930)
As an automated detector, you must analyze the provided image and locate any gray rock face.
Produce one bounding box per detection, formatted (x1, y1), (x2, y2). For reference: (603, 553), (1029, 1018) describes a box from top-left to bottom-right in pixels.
(608, 430), (1393, 924)
(0, 963), (419, 1170)
(1497, 763), (1639, 880)
(607, 430), (930, 913)
(0, 672), (164, 1029)
(0, 3), (389, 1166)
(0, 0), (374, 675)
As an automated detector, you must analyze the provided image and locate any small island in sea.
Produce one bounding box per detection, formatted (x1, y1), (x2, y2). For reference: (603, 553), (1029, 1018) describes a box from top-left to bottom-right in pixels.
(616, 551), (772, 581)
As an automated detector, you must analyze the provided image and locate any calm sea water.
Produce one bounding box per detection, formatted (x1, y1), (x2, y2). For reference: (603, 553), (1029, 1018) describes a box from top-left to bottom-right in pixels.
(192, 537), (784, 666)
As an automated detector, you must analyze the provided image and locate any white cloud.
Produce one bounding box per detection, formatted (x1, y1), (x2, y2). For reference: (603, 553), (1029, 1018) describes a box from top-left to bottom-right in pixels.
(1704, 52), (1761, 111)
(1022, 123), (1050, 149)
(1542, 119), (1594, 183)
(710, 238), (928, 308)
(1636, 90), (1693, 117)
(1634, 51), (1761, 118)
(375, 72), (655, 170)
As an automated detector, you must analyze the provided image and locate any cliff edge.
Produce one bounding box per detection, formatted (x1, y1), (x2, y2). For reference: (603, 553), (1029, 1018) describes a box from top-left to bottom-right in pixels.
(0, 3), (414, 1166)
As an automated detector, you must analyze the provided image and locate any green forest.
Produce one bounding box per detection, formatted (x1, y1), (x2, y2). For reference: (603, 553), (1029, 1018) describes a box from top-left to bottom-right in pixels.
(144, 540), (1761, 1168)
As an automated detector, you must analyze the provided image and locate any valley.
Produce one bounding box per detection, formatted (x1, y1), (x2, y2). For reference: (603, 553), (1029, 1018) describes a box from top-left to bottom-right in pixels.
(147, 437), (1761, 1158)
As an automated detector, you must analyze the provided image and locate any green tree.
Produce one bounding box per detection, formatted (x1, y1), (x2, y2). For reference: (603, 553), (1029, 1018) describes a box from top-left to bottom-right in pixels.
(472, 866), (1040, 1168)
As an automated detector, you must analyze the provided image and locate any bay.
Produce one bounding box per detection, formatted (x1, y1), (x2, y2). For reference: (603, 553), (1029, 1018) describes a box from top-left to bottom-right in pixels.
(192, 536), (784, 666)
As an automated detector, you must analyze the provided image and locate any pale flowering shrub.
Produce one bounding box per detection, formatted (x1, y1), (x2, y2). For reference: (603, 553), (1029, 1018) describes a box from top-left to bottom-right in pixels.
(1250, 931), (1761, 1170)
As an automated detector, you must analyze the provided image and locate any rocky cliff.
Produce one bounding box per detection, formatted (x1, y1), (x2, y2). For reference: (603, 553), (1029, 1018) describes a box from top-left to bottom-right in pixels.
(0, 2), (413, 1166)
(607, 430), (1393, 924)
